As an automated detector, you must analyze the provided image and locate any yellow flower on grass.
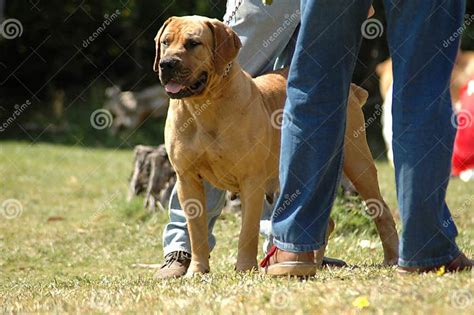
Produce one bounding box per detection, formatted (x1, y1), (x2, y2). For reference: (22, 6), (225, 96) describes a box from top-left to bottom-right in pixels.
(436, 265), (446, 276)
(352, 296), (370, 309)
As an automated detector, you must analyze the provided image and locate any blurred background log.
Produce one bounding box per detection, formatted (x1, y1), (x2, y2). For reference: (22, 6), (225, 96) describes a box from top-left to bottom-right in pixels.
(104, 85), (169, 133)
(128, 144), (176, 211)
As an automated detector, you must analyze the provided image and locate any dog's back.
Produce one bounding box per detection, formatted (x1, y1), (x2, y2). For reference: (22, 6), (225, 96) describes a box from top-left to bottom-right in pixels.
(253, 68), (288, 115)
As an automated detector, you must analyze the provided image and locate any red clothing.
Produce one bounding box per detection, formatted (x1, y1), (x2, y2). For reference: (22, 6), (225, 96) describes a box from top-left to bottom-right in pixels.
(452, 78), (474, 176)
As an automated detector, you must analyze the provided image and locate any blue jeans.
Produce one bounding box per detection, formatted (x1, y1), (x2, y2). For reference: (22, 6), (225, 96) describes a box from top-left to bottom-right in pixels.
(272, 0), (465, 267)
(162, 0), (300, 256)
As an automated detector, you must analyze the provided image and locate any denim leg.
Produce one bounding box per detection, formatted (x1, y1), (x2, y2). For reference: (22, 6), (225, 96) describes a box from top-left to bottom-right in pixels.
(383, 0), (465, 267)
(271, 0), (372, 252)
(162, 181), (226, 255)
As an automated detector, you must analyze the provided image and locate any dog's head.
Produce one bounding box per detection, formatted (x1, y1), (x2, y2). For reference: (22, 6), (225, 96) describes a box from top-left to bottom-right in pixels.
(153, 16), (242, 99)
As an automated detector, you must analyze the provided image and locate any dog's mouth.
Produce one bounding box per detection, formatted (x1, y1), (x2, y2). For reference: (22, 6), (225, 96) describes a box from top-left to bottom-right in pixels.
(163, 72), (208, 99)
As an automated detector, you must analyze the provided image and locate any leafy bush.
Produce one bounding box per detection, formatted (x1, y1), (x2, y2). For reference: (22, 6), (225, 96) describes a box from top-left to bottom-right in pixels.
(0, 0), (225, 97)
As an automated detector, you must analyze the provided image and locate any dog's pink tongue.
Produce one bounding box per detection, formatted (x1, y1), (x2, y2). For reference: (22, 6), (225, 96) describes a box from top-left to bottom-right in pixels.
(165, 82), (185, 94)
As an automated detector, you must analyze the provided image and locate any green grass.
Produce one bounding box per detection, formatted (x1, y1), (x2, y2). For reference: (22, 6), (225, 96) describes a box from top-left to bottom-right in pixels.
(0, 141), (473, 314)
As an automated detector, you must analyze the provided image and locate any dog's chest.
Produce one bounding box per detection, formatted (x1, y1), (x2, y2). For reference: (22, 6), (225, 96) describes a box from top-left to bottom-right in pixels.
(189, 132), (243, 191)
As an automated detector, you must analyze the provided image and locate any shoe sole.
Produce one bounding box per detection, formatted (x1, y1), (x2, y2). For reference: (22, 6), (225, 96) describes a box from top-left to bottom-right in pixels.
(262, 262), (317, 277)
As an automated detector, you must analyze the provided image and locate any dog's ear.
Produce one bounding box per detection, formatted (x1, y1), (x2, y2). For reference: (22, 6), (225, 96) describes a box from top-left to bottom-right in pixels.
(205, 19), (242, 75)
(153, 17), (173, 73)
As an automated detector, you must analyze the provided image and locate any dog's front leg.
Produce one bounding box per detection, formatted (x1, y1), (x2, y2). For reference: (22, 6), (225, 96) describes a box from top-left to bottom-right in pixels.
(236, 179), (264, 272)
(175, 174), (210, 275)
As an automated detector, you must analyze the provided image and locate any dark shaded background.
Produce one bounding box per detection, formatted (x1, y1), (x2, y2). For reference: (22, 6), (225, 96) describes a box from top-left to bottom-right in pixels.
(0, 0), (473, 155)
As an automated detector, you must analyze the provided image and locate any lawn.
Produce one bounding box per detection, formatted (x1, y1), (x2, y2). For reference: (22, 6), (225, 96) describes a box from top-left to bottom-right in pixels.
(0, 141), (473, 314)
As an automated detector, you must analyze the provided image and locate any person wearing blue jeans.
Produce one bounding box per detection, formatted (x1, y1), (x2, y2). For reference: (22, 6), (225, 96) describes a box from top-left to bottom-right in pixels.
(261, 0), (473, 276)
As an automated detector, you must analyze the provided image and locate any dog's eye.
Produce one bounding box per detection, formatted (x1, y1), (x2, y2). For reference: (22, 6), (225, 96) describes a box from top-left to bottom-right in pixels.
(161, 39), (169, 47)
(186, 40), (201, 49)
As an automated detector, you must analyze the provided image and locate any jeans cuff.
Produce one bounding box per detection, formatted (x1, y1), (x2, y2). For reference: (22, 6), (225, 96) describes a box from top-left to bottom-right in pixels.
(273, 237), (323, 252)
(163, 245), (191, 257)
(398, 246), (461, 268)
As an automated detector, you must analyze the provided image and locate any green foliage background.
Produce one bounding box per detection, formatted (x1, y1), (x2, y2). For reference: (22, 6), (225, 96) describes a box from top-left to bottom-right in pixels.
(0, 0), (225, 97)
(0, 0), (472, 148)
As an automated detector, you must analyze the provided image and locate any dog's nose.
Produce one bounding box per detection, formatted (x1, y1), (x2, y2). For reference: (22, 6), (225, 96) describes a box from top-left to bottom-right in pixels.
(159, 58), (179, 71)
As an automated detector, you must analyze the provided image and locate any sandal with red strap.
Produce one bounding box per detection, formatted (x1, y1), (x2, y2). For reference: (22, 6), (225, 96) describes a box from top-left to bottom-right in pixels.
(259, 245), (317, 277)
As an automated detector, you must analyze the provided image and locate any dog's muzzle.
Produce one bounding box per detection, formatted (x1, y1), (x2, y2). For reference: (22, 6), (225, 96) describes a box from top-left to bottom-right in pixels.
(160, 71), (209, 99)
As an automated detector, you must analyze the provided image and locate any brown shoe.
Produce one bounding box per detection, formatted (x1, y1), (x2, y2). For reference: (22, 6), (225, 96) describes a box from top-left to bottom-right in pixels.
(260, 246), (317, 277)
(398, 253), (473, 274)
(155, 251), (191, 279)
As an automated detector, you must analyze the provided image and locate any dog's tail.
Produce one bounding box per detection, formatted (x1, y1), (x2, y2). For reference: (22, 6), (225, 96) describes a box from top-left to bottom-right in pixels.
(350, 83), (369, 107)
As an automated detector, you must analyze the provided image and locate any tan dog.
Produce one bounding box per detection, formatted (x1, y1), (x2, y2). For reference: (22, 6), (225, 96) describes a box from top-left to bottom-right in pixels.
(154, 16), (399, 275)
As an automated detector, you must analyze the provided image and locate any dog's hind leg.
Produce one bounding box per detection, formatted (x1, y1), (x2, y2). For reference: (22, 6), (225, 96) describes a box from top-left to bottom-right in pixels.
(236, 178), (265, 272)
(342, 91), (399, 265)
(175, 175), (210, 275)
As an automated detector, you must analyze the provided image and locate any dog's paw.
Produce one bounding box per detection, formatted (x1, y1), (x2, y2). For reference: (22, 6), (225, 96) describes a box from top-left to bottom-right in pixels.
(235, 260), (258, 272)
(383, 257), (399, 266)
(186, 260), (210, 277)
